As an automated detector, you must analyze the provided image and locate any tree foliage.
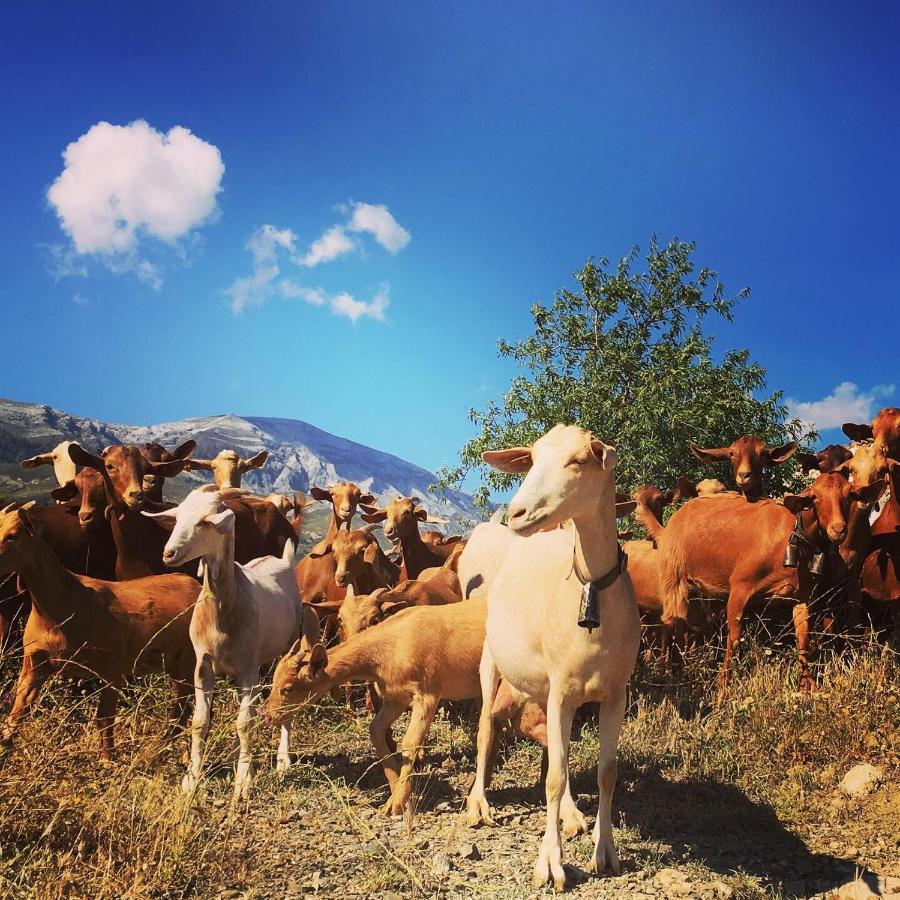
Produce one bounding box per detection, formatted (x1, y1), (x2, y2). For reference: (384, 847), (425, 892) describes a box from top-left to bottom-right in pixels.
(437, 236), (812, 509)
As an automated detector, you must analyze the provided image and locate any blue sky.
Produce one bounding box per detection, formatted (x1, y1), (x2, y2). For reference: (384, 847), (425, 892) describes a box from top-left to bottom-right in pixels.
(1, 1), (897, 477)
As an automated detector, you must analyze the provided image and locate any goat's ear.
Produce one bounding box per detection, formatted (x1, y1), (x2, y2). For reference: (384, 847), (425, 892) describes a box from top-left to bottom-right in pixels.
(358, 493), (376, 506)
(206, 509), (235, 532)
(310, 486), (332, 502)
(308, 643), (328, 675)
(794, 451), (821, 474)
(415, 508), (428, 522)
(360, 509), (387, 524)
(842, 422), (873, 442)
(307, 540), (332, 559)
(240, 450), (268, 472)
(689, 443), (731, 463)
(614, 500), (637, 518)
(300, 605), (321, 647)
(51, 480), (79, 502)
(661, 489), (677, 506)
(182, 458), (214, 472)
(141, 509), (177, 530)
(851, 480), (886, 506)
(782, 492), (814, 514)
(378, 599), (408, 620)
(149, 458), (189, 478)
(590, 440), (617, 470)
(362, 540), (379, 564)
(21, 452), (53, 470)
(765, 441), (798, 464)
(172, 440), (196, 460)
(68, 443), (104, 470)
(482, 448), (533, 474)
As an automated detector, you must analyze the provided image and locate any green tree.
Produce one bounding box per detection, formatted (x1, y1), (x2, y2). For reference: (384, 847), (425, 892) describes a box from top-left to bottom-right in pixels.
(437, 236), (812, 509)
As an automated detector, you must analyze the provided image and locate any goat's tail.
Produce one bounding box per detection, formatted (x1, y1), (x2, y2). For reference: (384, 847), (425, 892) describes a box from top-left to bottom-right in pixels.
(659, 545), (689, 625)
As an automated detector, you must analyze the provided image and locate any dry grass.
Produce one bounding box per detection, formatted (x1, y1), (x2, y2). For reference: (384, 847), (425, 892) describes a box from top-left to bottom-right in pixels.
(0, 628), (897, 899)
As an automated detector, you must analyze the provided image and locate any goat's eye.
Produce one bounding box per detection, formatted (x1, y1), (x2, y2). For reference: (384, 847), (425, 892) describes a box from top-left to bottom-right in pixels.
(106, 464), (115, 472)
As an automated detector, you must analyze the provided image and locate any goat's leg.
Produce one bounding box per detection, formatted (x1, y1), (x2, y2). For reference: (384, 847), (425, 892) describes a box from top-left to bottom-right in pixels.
(369, 699), (406, 794)
(466, 643), (501, 826)
(792, 602), (816, 692)
(166, 675), (192, 738)
(720, 589), (751, 688)
(183, 655), (214, 793)
(276, 720), (292, 774)
(234, 676), (260, 800)
(559, 767), (589, 837)
(533, 691), (576, 892)
(588, 686), (626, 876)
(384, 694), (438, 816)
(1, 651), (51, 749)
(96, 684), (119, 763)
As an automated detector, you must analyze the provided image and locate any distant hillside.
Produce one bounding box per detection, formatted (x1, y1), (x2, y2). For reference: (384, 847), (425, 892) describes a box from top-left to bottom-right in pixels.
(0, 398), (482, 528)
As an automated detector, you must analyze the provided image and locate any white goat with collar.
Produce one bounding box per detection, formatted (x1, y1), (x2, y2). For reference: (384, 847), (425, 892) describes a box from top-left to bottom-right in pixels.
(465, 424), (640, 891)
(144, 485), (302, 798)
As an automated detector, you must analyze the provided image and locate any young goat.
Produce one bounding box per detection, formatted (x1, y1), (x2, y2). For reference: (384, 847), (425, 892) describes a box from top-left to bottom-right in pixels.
(144, 485), (302, 798)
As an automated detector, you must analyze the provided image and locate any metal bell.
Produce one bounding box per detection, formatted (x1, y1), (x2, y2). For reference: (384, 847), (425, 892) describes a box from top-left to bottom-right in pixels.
(577, 582), (601, 632)
(783, 541), (799, 569)
(809, 552), (826, 577)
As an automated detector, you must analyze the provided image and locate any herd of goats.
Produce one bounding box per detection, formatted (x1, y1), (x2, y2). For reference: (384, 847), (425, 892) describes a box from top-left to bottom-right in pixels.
(0, 406), (897, 889)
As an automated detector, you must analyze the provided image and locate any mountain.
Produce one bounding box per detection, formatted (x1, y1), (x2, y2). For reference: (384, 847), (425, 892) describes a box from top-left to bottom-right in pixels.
(0, 398), (482, 525)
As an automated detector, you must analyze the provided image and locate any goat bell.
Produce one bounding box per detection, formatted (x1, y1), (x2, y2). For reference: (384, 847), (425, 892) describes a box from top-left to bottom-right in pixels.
(783, 540), (800, 569)
(809, 551), (826, 578)
(577, 582), (601, 633)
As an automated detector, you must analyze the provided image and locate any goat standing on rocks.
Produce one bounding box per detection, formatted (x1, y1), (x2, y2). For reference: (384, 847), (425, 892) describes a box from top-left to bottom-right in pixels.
(465, 424), (641, 891)
(144, 485), (302, 799)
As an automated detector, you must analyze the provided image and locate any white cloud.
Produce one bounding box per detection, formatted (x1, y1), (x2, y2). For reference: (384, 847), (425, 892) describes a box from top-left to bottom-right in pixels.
(224, 225), (298, 313)
(347, 202), (410, 253)
(279, 281), (327, 306)
(298, 225), (355, 267)
(47, 119), (224, 285)
(248, 224), (296, 263)
(72, 292), (89, 306)
(788, 381), (896, 433)
(330, 286), (390, 323)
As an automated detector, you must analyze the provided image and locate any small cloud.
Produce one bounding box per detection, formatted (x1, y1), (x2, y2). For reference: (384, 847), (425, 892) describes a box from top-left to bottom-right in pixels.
(279, 281), (326, 306)
(787, 381), (896, 433)
(298, 225), (355, 267)
(330, 286), (390, 323)
(46, 119), (224, 287)
(72, 292), (89, 306)
(224, 225), (296, 313)
(44, 243), (88, 280)
(347, 202), (410, 253)
(248, 224), (296, 264)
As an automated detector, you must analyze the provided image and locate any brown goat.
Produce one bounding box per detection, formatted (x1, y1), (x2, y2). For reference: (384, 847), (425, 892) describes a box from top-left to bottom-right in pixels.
(309, 526), (399, 595)
(690, 434), (797, 499)
(0, 503), (199, 759)
(360, 497), (455, 580)
(138, 440), (197, 502)
(795, 445), (853, 476)
(658, 472), (884, 687)
(843, 407), (900, 461)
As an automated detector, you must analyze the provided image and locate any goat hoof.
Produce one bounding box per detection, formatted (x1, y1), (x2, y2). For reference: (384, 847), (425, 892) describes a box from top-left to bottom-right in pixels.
(587, 836), (621, 876)
(533, 846), (566, 892)
(560, 807), (589, 837)
(381, 797), (406, 817)
(181, 772), (200, 793)
(276, 756), (292, 775)
(465, 795), (495, 827)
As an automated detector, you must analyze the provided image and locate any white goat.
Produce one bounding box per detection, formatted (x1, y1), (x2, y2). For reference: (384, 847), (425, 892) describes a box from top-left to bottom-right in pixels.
(144, 485), (302, 798)
(465, 425), (640, 891)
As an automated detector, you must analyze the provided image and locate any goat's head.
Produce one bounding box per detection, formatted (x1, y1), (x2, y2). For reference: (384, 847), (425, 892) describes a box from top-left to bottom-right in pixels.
(690, 434), (797, 499)
(69, 443), (188, 511)
(138, 440), (196, 502)
(794, 444), (853, 476)
(360, 496), (426, 543)
(838, 442), (890, 490)
(483, 424), (618, 537)
(338, 587), (406, 640)
(20, 440), (79, 489)
(310, 482), (375, 530)
(309, 526), (380, 588)
(0, 502), (40, 574)
(50, 467), (107, 530)
(142, 485), (235, 566)
(783, 471), (885, 544)
(183, 448), (268, 490)
(264, 608), (327, 726)
(631, 483), (684, 524)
